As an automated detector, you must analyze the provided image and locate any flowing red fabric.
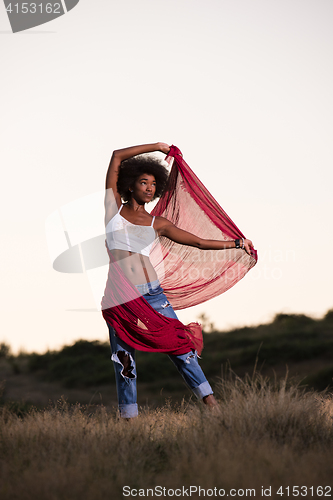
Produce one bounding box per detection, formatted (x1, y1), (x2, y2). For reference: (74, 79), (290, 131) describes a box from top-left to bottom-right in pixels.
(150, 145), (258, 309)
(102, 145), (257, 355)
(102, 246), (203, 355)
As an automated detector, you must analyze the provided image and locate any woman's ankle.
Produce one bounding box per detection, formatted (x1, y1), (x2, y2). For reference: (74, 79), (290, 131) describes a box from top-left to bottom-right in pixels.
(202, 394), (218, 407)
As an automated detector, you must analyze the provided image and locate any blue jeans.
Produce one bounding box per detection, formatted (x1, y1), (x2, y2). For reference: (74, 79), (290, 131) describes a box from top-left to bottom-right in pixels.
(107, 280), (213, 418)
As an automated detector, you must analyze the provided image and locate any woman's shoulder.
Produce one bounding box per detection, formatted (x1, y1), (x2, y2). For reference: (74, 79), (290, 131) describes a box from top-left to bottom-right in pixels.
(153, 216), (174, 231)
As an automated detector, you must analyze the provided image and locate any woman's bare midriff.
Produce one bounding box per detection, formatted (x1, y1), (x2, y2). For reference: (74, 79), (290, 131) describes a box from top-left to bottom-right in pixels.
(110, 249), (158, 285)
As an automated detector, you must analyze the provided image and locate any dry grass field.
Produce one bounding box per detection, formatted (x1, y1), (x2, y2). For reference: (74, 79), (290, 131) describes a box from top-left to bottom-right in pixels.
(1, 372), (333, 500)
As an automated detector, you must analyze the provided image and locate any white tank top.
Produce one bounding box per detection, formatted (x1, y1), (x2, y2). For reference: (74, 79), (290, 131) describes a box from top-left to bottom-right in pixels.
(106, 205), (156, 257)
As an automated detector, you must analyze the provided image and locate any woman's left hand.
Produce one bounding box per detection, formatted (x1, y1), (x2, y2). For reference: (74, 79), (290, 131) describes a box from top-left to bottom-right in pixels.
(243, 239), (254, 255)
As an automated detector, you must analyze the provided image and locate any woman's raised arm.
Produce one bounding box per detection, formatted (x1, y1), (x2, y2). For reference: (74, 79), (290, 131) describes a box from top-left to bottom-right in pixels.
(105, 142), (170, 215)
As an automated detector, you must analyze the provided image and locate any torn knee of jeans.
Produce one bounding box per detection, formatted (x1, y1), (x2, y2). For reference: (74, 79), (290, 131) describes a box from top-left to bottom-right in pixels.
(161, 300), (171, 308)
(111, 350), (136, 379)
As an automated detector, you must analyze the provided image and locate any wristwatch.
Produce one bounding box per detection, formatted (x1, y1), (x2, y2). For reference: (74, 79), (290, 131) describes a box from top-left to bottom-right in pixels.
(235, 239), (241, 249)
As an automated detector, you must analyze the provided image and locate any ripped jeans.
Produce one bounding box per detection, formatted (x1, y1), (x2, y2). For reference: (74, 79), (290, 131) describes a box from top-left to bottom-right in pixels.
(107, 280), (213, 418)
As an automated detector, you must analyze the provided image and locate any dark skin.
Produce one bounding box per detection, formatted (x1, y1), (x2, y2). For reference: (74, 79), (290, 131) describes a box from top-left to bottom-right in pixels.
(105, 143), (253, 254)
(105, 142), (255, 409)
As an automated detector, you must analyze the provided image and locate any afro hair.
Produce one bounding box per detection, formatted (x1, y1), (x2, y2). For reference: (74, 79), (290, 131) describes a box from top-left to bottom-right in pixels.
(117, 155), (169, 203)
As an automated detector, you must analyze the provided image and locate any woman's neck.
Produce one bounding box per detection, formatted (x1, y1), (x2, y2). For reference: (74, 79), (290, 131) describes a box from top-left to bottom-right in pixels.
(126, 199), (146, 212)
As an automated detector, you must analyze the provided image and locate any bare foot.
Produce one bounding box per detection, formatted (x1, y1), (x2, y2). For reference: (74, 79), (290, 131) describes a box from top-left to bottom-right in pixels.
(202, 394), (218, 408)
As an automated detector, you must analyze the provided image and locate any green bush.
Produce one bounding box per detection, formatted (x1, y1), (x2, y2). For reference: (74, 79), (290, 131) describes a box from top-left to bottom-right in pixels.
(18, 309), (333, 393)
(28, 340), (113, 388)
(0, 343), (11, 359)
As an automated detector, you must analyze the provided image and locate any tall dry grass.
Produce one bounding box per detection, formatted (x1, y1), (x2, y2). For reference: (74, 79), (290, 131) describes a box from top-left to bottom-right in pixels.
(1, 373), (333, 500)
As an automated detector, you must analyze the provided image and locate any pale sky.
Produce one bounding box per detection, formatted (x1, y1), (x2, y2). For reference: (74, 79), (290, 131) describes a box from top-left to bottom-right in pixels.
(1, 0), (333, 353)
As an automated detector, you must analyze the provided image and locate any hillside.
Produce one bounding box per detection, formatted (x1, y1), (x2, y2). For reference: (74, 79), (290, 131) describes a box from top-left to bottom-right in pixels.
(1, 310), (333, 413)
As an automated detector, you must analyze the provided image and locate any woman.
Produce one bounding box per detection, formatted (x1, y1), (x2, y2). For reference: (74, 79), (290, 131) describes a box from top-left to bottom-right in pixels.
(103, 142), (254, 419)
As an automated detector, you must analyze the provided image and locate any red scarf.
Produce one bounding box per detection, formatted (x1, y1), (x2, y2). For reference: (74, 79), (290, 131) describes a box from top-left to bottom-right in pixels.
(102, 145), (257, 355)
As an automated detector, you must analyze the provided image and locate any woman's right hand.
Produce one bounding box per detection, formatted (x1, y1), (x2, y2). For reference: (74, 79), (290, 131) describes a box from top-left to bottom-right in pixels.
(158, 142), (171, 154)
